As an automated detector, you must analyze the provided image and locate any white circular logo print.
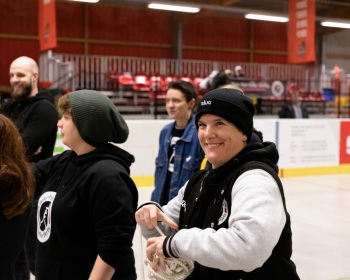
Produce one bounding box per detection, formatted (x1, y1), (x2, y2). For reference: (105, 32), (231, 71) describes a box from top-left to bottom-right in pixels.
(37, 191), (56, 243)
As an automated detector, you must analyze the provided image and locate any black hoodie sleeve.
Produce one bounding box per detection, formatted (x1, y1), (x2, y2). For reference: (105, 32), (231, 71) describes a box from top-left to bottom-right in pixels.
(88, 160), (138, 269)
(22, 99), (58, 158)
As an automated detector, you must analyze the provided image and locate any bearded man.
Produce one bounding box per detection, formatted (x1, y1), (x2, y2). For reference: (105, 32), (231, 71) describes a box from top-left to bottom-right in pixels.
(0, 56), (58, 279)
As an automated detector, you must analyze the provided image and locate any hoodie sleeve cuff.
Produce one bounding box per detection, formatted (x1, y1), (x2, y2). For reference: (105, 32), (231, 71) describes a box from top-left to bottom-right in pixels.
(163, 234), (177, 258)
(137, 201), (163, 212)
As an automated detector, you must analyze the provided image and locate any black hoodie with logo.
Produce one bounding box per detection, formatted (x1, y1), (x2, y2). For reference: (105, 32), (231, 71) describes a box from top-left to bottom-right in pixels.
(34, 144), (138, 280)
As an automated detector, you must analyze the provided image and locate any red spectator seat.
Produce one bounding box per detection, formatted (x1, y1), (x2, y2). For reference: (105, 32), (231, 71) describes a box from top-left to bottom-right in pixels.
(107, 70), (118, 80)
(38, 81), (52, 89)
(310, 91), (323, 100)
(193, 77), (204, 89)
(133, 75), (150, 92)
(180, 76), (192, 83)
(162, 75), (175, 92)
(149, 76), (165, 92)
(118, 72), (134, 91)
(118, 72), (134, 86)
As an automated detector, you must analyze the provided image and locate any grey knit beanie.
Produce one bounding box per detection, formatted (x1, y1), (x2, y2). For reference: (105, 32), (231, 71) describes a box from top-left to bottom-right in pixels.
(195, 88), (255, 141)
(69, 89), (129, 146)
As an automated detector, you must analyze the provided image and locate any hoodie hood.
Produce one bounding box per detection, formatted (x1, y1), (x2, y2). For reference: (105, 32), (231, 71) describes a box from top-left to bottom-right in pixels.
(36, 90), (55, 104)
(70, 143), (135, 174)
(235, 141), (279, 173)
(210, 141), (279, 177)
(5, 90), (54, 108)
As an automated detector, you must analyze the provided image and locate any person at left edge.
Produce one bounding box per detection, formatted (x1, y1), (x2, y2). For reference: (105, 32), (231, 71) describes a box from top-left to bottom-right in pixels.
(33, 90), (138, 280)
(0, 56), (58, 280)
(1, 56), (58, 162)
(0, 114), (35, 280)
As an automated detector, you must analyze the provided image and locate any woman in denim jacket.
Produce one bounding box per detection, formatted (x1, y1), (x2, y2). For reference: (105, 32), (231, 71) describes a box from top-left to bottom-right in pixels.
(151, 80), (203, 205)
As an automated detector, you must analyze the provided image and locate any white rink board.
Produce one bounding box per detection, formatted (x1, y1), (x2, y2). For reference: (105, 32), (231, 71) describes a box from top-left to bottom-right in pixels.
(54, 118), (350, 177)
(277, 119), (340, 168)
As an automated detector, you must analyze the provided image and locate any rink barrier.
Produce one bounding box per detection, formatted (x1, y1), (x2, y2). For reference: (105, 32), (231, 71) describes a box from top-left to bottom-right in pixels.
(54, 119), (350, 187)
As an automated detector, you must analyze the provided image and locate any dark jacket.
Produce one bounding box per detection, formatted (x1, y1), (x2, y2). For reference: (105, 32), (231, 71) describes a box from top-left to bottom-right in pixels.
(278, 101), (309, 119)
(34, 144), (138, 280)
(1, 91), (58, 162)
(0, 207), (32, 280)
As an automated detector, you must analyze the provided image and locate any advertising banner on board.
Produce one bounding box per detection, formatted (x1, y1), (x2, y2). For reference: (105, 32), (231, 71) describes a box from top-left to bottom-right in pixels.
(339, 121), (350, 164)
(277, 119), (339, 168)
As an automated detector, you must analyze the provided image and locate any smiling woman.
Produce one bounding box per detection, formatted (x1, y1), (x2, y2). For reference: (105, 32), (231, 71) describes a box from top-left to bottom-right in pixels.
(197, 115), (247, 169)
(195, 88), (254, 168)
(136, 87), (300, 280)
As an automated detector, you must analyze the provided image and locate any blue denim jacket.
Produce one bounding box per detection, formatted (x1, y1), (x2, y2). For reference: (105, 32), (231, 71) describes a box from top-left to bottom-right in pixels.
(151, 114), (203, 203)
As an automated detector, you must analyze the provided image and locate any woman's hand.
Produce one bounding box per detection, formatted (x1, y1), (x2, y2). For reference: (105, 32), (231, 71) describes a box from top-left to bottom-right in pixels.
(146, 236), (167, 272)
(135, 204), (178, 230)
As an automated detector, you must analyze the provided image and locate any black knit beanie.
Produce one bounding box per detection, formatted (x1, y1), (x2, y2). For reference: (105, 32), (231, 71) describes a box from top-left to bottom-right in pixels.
(69, 89), (129, 146)
(195, 88), (255, 141)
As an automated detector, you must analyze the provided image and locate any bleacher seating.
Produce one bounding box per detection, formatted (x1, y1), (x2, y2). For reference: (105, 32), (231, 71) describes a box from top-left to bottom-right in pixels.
(103, 73), (328, 116)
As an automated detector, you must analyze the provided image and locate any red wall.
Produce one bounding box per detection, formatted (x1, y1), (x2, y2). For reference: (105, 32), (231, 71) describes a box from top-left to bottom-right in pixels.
(57, 3), (85, 38)
(0, 0), (288, 87)
(184, 15), (250, 49)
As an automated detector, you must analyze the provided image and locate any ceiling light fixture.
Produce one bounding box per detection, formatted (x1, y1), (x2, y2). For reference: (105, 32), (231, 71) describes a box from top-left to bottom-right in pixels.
(321, 21), (350, 29)
(245, 13), (288, 23)
(67, 0), (99, 3)
(148, 3), (200, 13)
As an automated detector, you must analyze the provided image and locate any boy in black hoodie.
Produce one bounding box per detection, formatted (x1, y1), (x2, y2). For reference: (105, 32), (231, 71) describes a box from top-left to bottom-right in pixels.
(34, 89), (138, 279)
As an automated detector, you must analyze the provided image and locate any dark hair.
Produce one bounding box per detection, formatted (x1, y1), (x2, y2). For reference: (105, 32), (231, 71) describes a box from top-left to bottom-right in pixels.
(212, 70), (234, 89)
(168, 80), (198, 103)
(57, 93), (72, 116)
(0, 114), (35, 219)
